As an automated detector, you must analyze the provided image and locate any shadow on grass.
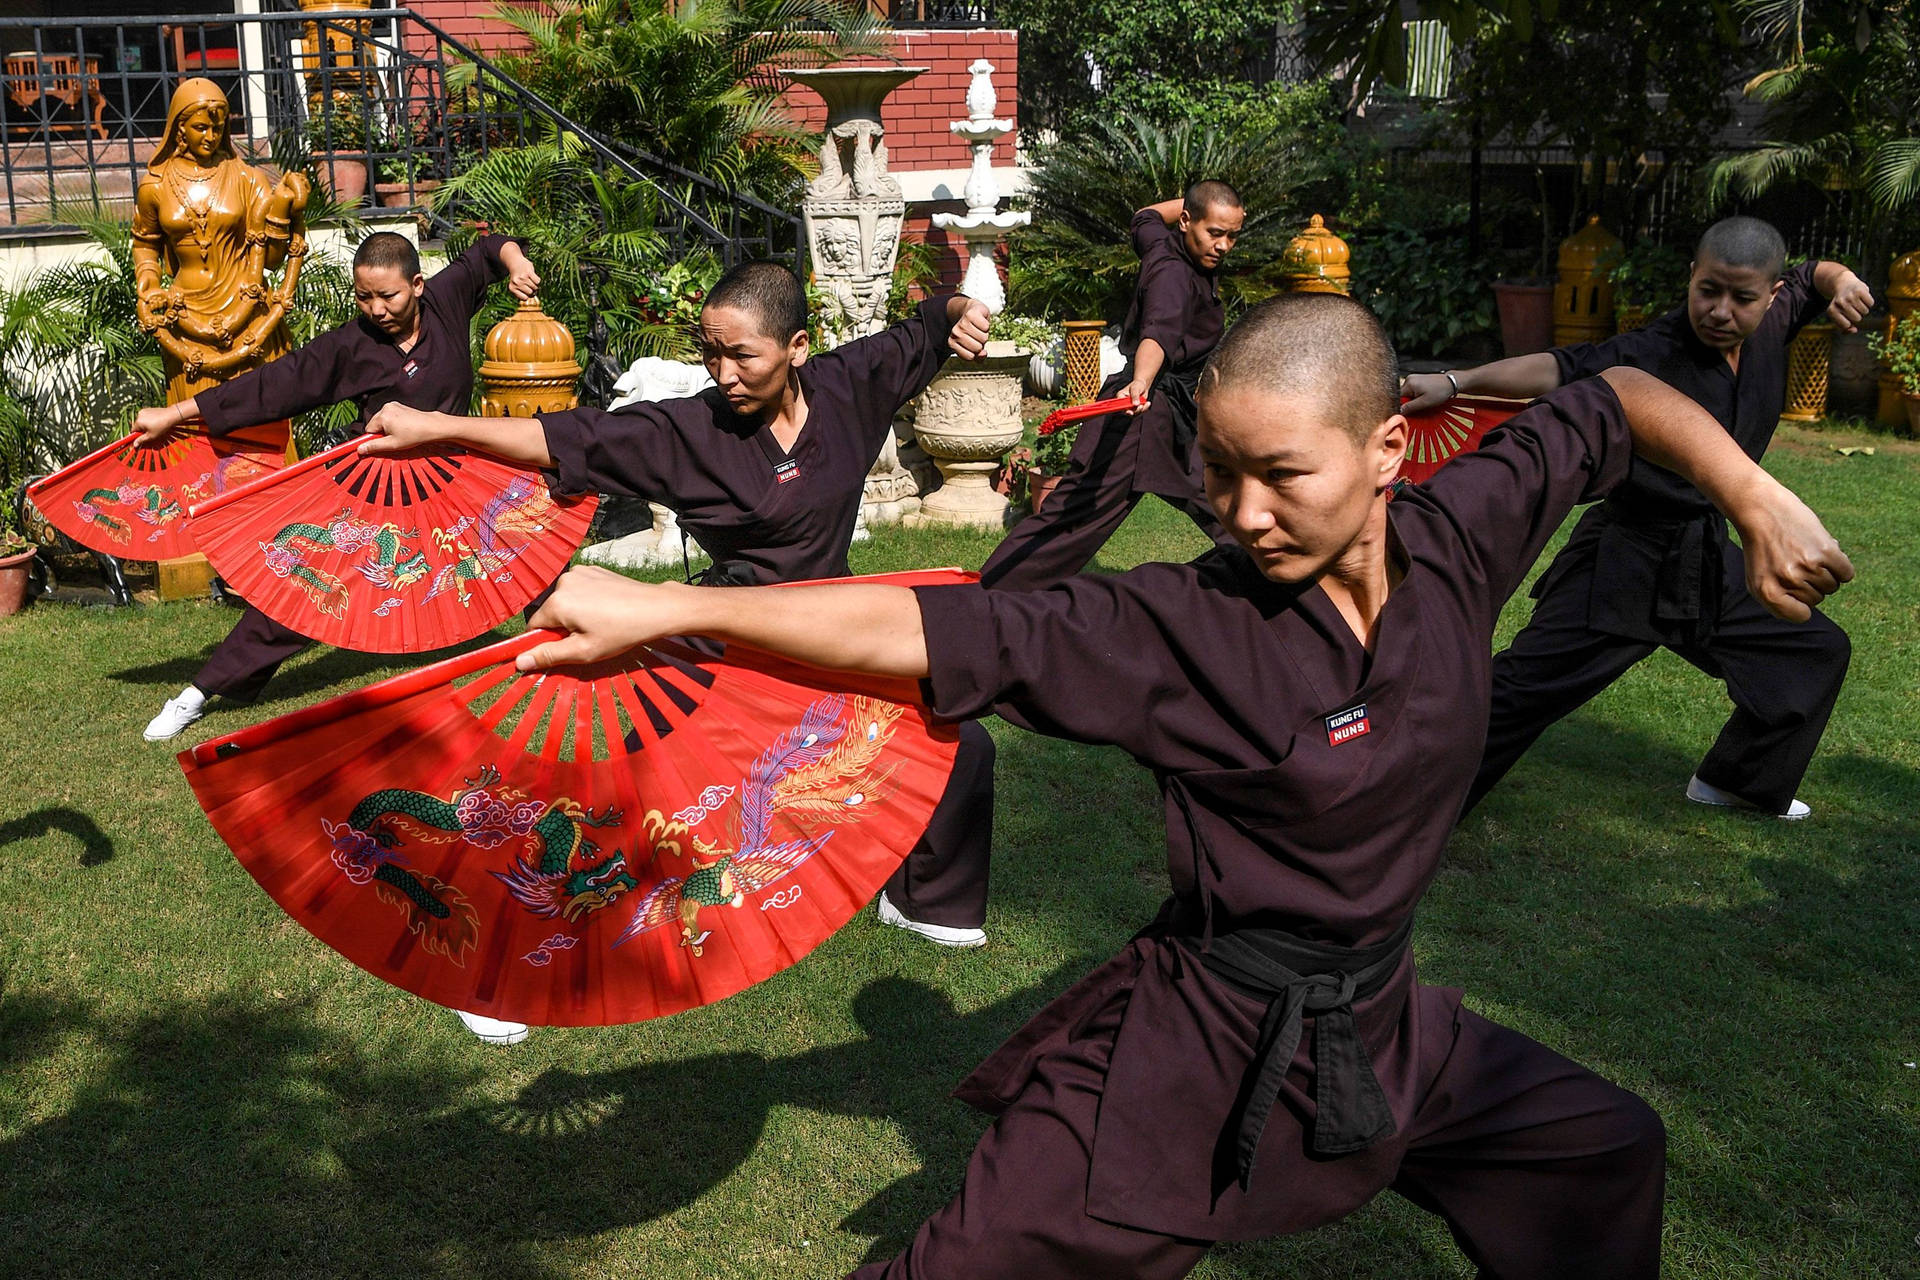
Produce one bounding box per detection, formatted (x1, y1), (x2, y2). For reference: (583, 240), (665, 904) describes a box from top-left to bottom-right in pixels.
(0, 806), (115, 866)
(0, 964), (1088, 1280)
(106, 633), (506, 705)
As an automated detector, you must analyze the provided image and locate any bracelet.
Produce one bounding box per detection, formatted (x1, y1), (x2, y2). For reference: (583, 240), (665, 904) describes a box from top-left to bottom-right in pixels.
(1443, 370), (1460, 397)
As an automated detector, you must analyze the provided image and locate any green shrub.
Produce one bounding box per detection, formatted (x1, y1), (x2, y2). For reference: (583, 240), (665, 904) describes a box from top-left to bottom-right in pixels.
(1007, 88), (1357, 323)
(1348, 222), (1496, 359)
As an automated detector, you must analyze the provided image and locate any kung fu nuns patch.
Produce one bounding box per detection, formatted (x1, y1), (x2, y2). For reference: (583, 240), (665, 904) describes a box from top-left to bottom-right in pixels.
(1325, 703), (1371, 746)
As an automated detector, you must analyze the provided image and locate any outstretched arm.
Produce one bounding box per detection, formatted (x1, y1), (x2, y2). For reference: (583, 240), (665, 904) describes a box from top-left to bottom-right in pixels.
(359, 403), (555, 467)
(517, 568), (929, 677)
(1600, 366), (1853, 621)
(1401, 352), (1561, 412)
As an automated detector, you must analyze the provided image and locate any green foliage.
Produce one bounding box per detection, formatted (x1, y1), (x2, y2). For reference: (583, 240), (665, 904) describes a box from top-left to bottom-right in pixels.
(304, 93), (372, 154)
(998, 0), (1304, 135)
(885, 239), (943, 326)
(486, 0), (888, 202)
(1708, 2), (1920, 288)
(1869, 311), (1920, 395)
(1006, 91), (1356, 322)
(1032, 411), (1079, 475)
(1347, 222), (1496, 357)
(435, 135), (685, 370)
(1605, 240), (1692, 320)
(987, 313), (1058, 354)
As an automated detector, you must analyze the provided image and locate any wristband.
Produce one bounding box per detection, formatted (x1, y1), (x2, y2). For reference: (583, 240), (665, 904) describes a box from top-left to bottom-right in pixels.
(1443, 371), (1460, 397)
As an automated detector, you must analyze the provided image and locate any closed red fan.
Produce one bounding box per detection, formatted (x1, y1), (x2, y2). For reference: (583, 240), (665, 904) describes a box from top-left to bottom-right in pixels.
(179, 568), (974, 1027)
(186, 435), (598, 653)
(1398, 394), (1527, 484)
(1037, 395), (1135, 437)
(26, 422), (288, 559)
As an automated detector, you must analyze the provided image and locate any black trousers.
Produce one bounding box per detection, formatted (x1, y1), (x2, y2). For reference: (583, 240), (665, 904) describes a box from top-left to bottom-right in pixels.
(1469, 536), (1851, 816)
(192, 605), (311, 703)
(882, 719), (995, 928)
(849, 994), (1664, 1280)
(981, 380), (1235, 592)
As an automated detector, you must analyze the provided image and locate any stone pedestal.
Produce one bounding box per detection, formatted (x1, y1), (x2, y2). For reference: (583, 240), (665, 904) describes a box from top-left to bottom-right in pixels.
(785, 65), (926, 526)
(907, 348), (1027, 529)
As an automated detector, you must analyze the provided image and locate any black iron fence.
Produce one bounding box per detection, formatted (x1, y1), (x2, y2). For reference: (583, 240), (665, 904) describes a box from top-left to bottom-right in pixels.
(0, 7), (802, 269)
(882, 0), (998, 26)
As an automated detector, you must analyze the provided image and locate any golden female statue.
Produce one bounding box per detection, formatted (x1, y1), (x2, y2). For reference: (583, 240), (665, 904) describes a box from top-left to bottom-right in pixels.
(133, 78), (312, 401)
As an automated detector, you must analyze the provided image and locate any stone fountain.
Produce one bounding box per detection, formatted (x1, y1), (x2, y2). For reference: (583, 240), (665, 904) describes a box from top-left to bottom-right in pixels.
(931, 59), (1028, 315)
(909, 58), (1029, 530)
(785, 64), (927, 525)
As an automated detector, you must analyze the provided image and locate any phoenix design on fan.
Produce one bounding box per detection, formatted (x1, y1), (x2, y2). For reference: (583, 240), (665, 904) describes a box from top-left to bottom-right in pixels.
(615, 693), (905, 957)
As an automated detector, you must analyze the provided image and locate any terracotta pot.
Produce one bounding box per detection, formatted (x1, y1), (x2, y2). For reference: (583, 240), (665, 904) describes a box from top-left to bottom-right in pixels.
(1028, 472), (1063, 512)
(373, 178), (440, 209)
(0, 548), (35, 617)
(320, 152), (369, 205)
(1904, 392), (1920, 438)
(1491, 281), (1556, 357)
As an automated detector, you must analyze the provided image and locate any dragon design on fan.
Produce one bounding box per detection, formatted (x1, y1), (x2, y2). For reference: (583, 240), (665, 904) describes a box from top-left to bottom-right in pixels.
(423, 477), (558, 607)
(322, 765), (637, 964)
(74, 483), (183, 544)
(260, 507), (429, 618)
(615, 693), (905, 957)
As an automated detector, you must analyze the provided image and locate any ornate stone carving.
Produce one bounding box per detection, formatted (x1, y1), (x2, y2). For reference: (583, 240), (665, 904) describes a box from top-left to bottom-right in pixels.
(907, 349), (1027, 529)
(786, 65), (928, 524)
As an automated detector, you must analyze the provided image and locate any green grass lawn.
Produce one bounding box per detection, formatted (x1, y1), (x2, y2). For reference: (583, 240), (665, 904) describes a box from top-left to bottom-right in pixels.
(2, 427), (1916, 1278)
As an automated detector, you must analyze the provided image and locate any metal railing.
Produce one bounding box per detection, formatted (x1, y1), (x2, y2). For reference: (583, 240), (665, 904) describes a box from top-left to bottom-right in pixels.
(882, 1), (998, 27)
(0, 7), (803, 271)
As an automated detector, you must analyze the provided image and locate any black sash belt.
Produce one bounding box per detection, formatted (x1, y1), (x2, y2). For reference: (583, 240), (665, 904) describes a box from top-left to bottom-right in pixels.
(1172, 908), (1410, 1188)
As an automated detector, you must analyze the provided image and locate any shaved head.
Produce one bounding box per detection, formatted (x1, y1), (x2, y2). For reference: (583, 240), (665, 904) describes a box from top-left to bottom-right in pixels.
(354, 231), (422, 279)
(1696, 216), (1787, 281)
(706, 260), (808, 341)
(1197, 293), (1399, 444)
(1184, 179), (1243, 221)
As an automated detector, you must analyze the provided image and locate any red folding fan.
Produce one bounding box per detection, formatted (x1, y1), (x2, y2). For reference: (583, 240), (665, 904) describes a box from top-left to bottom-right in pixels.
(1398, 394), (1527, 485)
(27, 422), (289, 560)
(186, 435), (598, 653)
(1037, 395), (1135, 438)
(179, 567), (975, 1027)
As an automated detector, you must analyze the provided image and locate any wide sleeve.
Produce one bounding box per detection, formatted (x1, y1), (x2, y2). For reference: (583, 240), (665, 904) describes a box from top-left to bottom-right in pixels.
(1129, 211), (1189, 358)
(1414, 376), (1634, 607)
(537, 400), (688, 501)
(194, 326), (359, 433)
(1775, 260), (1826, 335)
(910, 570), (1206, 765)
(1549, 317), (1672, 384)
(425, 233), (526, 322)
(816, 293), (955, 451)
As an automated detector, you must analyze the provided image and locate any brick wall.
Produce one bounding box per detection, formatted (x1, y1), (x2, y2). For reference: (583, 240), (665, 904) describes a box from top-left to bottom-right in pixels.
(407, 0), (529, 55)
(779, 30), (1019, 174)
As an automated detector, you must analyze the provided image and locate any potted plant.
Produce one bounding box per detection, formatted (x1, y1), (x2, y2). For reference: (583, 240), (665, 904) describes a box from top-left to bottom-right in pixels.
(306, 93), (370, 205)
(371, 117), (442, 209)
(1605, 241), (1691, 332)
(0, 526), (37, 617)
(1868, 311), (1920, 436)
(993, 444), (1033, 505)
(1029, 409), (1079, 511)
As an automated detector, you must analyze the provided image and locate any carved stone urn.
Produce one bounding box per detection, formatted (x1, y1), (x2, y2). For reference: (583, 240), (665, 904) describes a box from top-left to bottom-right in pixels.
(908, 344), (1028, 529)
(478, 299), (580, 417)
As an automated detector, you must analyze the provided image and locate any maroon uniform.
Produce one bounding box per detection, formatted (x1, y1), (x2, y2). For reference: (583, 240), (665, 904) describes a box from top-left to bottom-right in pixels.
(854, 377), (1664, 1278)
(536, 295), (995, 931)
(1471, 260), (1849, 815)
(980, 209), (1236, 590)
(189, 235), (525, 702)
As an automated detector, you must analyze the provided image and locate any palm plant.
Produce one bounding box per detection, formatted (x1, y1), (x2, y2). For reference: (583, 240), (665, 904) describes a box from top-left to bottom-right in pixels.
(486, 0), (889, 202)
(1006, 101), (1352, 321)
(1708, 1), (1920, 293)
(433, 133), (689, 373)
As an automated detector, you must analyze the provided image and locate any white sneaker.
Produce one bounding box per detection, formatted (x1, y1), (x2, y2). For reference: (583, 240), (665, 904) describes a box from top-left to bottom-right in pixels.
(877, 891), (987, 948)
(1686, 774), (1811, 820)
(456, 1010), (530, 1044)
(143, 686), (207, 741)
